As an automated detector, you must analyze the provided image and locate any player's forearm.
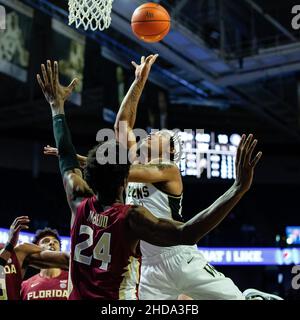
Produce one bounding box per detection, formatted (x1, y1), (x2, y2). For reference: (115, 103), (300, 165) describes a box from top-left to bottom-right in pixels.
(52, 114), (80, 176)
(180, 184), (245, 244)
(28, 251), (69, 270)
(115, 79), (146, 130)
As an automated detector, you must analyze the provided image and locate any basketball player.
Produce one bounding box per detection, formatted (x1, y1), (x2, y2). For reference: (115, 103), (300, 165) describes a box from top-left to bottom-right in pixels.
(20, 228), (68, 300)
(115, 54), (283, 300)
(44, 55), (280, 300)
(38, 60), (265, 300)
(0, 220), (69, 300)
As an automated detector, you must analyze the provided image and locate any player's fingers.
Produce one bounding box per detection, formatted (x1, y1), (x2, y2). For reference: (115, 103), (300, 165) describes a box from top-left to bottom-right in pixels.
(131, 61), (138, 68)
(68, 78), (79, 92)
(235, 134), (245, 166)
(145, 55), (153, 64)
(54, 61), (59, 91)
(141, 56), (145, 64)
(15, 220), (30, 229)
(246, 139), (257, 165)
(37, 74), (46, 94)
(244, 134), (253, 152)
(250, 151), (263, 168)
(15, 224), (29, 233)
(19, 225), (29, 230)
(242, 134), (253, 166)
(47, 60), (54, 94)
(151, 53), (159, 64)
(15, 216), (29, 221)
(41, 64), (49, 85)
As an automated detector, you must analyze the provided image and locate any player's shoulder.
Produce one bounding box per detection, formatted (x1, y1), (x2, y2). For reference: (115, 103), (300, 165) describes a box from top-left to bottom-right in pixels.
(22, 273), (40, 286)
(60, 270), (69, 278)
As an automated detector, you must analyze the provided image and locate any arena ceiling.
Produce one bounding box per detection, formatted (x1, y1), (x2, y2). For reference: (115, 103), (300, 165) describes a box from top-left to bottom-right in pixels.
(1, 0), (300, 146)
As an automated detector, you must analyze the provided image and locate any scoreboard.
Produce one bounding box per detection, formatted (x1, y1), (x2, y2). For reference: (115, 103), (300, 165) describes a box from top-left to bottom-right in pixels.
(179, 131), (241, 180)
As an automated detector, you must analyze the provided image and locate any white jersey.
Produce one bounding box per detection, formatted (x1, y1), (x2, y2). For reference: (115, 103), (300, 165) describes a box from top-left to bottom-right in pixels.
(126, 182), (194, 256)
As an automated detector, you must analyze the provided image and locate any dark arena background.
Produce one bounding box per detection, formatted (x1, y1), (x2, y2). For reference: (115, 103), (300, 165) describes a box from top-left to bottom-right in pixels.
(1, 0), (300, 303)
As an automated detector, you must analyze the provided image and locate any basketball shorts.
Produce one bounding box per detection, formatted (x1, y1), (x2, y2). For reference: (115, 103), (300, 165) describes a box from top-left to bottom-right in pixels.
(138, 246), (244, 300)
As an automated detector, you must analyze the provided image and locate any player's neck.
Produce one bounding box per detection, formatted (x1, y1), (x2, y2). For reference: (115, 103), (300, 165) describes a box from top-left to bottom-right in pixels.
(96, 192), (125, 206)
(40, 268), (61, 279)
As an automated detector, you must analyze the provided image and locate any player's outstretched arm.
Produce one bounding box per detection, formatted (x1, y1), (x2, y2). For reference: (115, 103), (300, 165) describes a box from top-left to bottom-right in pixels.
(14, 243), (69, 270)
(0, 216), (30, 267)
(127, 134), (262, 245)
(37, 61), (94, 226)
(114, 55), (158, 154)
(25, 250), (70, 270)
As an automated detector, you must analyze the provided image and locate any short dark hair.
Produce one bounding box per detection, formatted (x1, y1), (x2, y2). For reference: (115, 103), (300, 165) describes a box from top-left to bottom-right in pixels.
(84, 139), (131, 205)
(33, 227), (61, 246)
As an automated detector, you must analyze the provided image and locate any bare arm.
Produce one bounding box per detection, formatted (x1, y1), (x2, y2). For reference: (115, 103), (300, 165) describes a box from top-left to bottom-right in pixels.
(128, 163), (180, 183)
(127, 134), (262, 245)
(37, 60), (93, 227)
(15, 243), (69, 270)
(26, 251), (69, 270)
(114, 55), (158, 152)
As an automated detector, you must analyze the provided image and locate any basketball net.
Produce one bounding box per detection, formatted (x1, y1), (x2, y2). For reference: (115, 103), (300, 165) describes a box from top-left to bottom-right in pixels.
(68, 0), (114, 31)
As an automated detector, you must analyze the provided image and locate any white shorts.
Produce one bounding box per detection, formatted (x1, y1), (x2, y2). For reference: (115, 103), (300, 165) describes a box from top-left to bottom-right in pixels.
(138, 246), (244, 300)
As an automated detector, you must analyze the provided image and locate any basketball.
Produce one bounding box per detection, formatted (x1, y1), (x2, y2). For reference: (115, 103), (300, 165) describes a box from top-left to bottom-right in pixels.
(131, 3), (171, 43)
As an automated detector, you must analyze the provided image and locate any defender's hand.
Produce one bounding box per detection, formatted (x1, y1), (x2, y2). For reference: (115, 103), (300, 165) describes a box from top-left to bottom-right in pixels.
(44, 145), (86, 168)
(8, 216), (30, 247)
(132, 54), (158, 83)
(37, 60), (78, 114)
(234, 134), (262, 194)
(44, 145), (58, 157)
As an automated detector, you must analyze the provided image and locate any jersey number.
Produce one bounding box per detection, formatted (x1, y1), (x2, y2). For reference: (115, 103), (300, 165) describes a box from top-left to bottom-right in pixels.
(74, 225), (111, 271)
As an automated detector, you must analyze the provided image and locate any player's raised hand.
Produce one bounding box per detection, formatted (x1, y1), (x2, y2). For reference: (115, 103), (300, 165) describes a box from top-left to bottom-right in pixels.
(131, 54), (158, 83)
(8, 216), (30, 247)
(37, 60), (79, 114)
(44, 145), (58, 157)
(44, 145), (87, 168)
(234, 134), (262, 194)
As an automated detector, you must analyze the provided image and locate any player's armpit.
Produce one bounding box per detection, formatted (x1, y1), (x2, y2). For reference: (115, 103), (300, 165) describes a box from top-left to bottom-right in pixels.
(63, 169), (94, 206)
(26, 251), (69, 270)
(128, 163), (179, 183)
(126, 206), (183, 246)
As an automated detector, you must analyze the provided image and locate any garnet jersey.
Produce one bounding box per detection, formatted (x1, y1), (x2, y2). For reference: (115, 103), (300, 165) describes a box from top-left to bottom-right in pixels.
(21, 270), (68, 300)
(69, 196), (140, 300)
(0, 244), (22, 300)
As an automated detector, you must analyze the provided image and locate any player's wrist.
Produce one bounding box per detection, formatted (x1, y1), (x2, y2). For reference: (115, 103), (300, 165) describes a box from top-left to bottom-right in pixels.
(4, 242), (14, 253)
(50, 100), (65, 117)
(0, 256), (7, 267)
(232, 182), (248, 196)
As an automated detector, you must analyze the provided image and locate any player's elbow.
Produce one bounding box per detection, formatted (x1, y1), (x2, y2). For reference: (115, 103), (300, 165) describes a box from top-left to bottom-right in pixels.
(62, 253), (70, 270)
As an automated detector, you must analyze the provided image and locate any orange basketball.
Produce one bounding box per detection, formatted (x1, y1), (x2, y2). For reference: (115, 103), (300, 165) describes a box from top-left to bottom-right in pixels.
(131, 3), (171, 43)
